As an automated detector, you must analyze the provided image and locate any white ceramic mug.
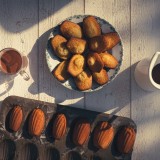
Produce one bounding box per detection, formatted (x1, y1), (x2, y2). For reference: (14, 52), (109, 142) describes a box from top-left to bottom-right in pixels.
(134, 52), (160, 91)
(0, 48), (30, 81)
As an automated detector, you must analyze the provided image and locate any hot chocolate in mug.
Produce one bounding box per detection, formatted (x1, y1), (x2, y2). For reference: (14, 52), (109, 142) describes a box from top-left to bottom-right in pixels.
(134, 52), (160, 91)
(0, 48), (30, 81)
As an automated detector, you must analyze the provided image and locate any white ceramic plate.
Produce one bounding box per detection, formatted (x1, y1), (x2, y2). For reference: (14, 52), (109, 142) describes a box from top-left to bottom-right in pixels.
(46, 15), (123, 92)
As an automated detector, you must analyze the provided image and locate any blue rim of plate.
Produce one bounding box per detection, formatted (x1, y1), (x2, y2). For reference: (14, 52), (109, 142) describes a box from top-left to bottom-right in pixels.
(45, 15), (123, 92)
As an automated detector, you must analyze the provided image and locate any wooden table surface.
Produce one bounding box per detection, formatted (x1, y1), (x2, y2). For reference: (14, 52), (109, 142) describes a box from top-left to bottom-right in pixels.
(0, 0), (160, 159)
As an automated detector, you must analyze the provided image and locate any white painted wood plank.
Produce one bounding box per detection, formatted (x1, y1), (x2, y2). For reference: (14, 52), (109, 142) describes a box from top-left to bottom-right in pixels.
(0, 0), (39, 103)
(84, 0), (131, 117)
(38, 0), (85, 107)
(131, 0), (160, 160)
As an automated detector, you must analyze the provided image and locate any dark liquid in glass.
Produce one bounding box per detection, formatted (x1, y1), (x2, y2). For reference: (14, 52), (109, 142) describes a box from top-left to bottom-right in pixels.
(152, 64), (160, 84)
(0, 50), (22, 74)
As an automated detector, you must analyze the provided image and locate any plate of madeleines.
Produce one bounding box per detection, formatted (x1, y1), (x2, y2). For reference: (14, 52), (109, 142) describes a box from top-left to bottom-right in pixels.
(46, 15), (123, 92)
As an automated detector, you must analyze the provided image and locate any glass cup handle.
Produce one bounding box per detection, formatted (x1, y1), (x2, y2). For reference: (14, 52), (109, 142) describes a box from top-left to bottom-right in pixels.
(19, 70), (30, 81)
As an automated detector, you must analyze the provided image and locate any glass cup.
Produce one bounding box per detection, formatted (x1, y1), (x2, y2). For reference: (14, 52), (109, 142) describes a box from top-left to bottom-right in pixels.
(0, 48), (30, 81)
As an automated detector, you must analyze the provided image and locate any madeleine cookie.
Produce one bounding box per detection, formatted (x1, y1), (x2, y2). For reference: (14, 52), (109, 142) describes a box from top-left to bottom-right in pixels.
(93, 121), (114, 149)
(89, 35), (108, 52)
(67, 38), (87, 54)
(52, 114), (67, 139)
(87, 53), (104, 72)
(74, 70), (92, 91)
(60, 21), (82, 39)
(92, 69), (109, 85)
(53, 61), (70, 82)
(99, 52), (118, 69)
(83, 16), (101, 38)
(73, 119), (91, 146)
(9, 106), (23, 132)
(51, 35), (70, 60)
(116, 126), (136, 154)
(28, 109), (45, 136)
(104, 32), (120, 50)
(68, 55), (85, 77)
(89, 32), (120, 52)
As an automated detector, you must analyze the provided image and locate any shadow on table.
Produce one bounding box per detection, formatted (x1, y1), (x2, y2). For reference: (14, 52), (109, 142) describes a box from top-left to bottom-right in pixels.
(132, 113), (160, 159)
(83, 62), (152, 114)
(0, 0), (160, 45)
(0, 75), (14, 97)
(133, 141), (160, 160)
(27, 27), (152, 113)
(28, 28), (84, 107)
(0, 0), (72, 33)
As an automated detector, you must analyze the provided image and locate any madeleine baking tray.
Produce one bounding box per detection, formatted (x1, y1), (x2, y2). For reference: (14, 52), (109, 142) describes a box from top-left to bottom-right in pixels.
(0, 96), (136, 160)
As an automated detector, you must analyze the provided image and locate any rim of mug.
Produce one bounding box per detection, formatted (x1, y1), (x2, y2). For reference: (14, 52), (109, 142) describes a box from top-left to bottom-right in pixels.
(149, 51), (160, 90)
(0, 48), (24, 75)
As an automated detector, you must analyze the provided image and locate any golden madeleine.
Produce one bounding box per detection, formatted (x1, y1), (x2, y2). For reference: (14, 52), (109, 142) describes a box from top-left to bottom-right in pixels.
(60, 20), (82, 39)
(89, 35), (108, 52)
(92, 69), (109, 85)
(68, 55), (85, 77)
(104, 32), (120, 50)
(53, 61), (70, 82)
(51, 35), (70, 60)
(116, 126), (136, 154)
(74, 70), (92, 91)
(73, 119), (91, 146)
(67, 38), (87, 54)
(89, 32), (120, 52)
(83, 16), (101, 38)
(87, 53), (104, 72)
(93, 121), (114, 149)
(99, 52), (118, 69)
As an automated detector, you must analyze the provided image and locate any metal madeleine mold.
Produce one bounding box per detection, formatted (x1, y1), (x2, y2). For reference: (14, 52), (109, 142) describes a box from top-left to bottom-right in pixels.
(0, 96), (136, 160)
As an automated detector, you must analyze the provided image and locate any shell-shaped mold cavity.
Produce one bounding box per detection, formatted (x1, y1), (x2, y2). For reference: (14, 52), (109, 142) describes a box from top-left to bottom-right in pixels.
(42, 147), (60, 160)
(65, 151), (82, 160)
(17, 143), (38, 160)
(90, 155), (102, 160)
(0, 139), (16, 160)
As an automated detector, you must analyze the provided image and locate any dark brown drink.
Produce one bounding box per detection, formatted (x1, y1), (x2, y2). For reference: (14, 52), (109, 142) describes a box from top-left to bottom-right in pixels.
(0, 49), (22, 74)
(152, 64), (160, 84)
